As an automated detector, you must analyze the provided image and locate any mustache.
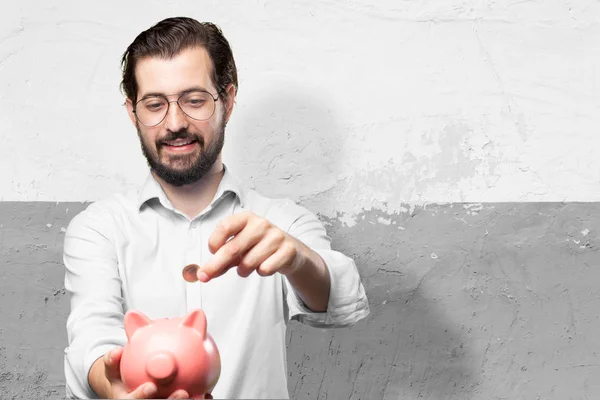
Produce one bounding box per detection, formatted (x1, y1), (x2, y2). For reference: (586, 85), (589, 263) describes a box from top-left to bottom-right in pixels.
(158, 130), (204, 146)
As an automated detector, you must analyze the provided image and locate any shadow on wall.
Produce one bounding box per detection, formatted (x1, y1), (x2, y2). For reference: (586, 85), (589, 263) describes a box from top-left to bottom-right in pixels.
(285, 208), (480, 400)
(228, 84), (479, 397)
(226, 83), (344, 210)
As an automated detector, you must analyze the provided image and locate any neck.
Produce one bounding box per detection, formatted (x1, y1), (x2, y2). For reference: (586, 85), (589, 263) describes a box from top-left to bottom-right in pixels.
(152, 158), (225, 220)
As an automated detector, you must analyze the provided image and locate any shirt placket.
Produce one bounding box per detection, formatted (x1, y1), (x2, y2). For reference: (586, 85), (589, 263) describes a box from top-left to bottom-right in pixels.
(184, 217), (204, 311)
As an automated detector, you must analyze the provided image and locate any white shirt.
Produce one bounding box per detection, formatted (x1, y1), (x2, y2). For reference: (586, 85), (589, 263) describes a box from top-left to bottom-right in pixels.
(63, 166), (369, 399)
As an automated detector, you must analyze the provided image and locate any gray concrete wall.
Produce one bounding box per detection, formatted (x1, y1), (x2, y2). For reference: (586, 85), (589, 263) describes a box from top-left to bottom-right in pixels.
(1, 202), (598, 399)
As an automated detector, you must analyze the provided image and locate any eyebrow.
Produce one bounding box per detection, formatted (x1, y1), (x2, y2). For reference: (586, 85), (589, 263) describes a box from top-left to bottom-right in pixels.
(139, 86), (210, 100)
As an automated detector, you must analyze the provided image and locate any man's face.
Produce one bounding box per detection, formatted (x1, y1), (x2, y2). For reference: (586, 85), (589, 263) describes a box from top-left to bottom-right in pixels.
(126, 47), (232, 186)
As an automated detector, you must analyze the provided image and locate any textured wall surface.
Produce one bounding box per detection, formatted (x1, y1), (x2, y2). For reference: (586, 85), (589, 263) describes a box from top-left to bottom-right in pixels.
(1, 1), (599, 209)
(1, 202), (600, 399)
(2, 1), (600, 399)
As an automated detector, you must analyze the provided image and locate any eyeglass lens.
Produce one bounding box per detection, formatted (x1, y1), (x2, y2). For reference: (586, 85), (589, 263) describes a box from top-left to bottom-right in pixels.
(135, 91), (216, 126)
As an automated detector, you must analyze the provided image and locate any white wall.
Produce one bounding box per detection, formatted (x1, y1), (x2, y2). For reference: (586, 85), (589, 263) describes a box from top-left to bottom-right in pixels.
(2, 1), (599, 220)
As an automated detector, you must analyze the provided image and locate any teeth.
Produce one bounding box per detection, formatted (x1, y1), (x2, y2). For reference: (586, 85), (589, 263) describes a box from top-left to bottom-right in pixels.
(166, 140), (194, 147)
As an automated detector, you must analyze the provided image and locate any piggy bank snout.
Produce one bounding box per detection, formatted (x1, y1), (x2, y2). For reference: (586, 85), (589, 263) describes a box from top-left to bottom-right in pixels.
(146, 352), (178, 384)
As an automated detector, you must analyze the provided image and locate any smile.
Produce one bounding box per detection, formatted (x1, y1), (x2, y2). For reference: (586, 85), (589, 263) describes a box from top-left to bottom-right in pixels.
(163, 138), (197, 147)
(161, 139), (198, 153)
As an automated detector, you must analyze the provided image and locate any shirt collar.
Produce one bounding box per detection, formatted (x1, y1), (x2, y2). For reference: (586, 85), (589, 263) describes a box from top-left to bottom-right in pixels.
(136, 164), (246, 212)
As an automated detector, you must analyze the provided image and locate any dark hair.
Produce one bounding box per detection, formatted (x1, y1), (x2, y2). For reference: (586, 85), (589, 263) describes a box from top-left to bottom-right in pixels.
(121, 17), (238, 104)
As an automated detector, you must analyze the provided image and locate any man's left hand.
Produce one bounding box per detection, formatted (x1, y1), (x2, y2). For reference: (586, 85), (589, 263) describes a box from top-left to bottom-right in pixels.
(192, 211), (306, 282)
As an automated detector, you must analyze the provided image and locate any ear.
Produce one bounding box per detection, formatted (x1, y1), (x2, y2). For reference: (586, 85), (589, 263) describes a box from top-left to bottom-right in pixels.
(223, 83), (236, 123)
(181, 309), (207, 340)
(124, 310), (151, 341)
(125, 98), (138, 127)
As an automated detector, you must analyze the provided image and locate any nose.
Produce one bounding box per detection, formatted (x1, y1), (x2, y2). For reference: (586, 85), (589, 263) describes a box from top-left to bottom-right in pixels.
(164, 100), (190, 132)
(146, 351), (178, 384)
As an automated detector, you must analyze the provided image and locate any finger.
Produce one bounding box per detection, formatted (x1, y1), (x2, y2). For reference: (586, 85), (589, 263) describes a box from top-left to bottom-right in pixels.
(198, 244), (240, 282)
(128, 382), (157, 399)
(256, 240), (298, 277)
(197, 264), (230, 283)
(104, 347), (123, 381)
(208, 212), (252, 254)
(200, 222), (266, 282)
(237, 230), (282, 277)
(168, 389), (190, 399)
(235, 262), (254, 278)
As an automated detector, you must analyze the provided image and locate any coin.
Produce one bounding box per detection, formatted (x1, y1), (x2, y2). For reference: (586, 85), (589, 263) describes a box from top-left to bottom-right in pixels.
(182, 264), (200, 282)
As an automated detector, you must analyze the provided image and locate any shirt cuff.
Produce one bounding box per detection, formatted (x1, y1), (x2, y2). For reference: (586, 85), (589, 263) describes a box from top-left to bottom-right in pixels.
(286, 249), (370, 328)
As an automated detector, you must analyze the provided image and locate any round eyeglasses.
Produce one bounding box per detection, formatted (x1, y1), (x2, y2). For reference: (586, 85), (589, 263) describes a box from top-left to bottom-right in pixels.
(133, 90), (219, 127)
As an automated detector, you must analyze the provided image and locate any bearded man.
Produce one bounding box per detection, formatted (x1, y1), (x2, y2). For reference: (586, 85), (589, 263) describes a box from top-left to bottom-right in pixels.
(63, 17), (369, 399)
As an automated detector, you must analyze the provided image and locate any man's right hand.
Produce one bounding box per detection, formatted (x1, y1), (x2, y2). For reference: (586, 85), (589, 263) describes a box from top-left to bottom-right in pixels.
(89, 347), (190, 399)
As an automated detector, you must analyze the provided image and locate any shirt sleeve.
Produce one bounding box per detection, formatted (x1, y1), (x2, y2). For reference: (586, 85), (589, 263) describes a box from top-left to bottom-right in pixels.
(63, 202), (127, 399)
(279, 200), (370, 328)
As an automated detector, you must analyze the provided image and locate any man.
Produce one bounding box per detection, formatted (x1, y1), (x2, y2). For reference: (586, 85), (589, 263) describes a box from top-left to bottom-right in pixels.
(64, 17), (369, 399)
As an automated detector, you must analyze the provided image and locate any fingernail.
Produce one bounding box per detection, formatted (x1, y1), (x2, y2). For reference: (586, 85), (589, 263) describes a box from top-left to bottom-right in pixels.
(197, 271), (209, 282)
(143, 382), (157, 396)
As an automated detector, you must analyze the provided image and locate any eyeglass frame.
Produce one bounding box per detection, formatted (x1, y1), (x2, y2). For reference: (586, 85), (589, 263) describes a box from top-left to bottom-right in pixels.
(132, 89), (220, 127)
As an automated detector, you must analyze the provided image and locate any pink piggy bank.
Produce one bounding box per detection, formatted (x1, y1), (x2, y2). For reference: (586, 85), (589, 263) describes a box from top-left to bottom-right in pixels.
(120, 309), (221, 399)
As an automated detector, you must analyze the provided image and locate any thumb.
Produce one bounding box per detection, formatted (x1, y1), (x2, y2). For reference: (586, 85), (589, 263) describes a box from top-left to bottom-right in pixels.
(128, 382), (158, 399)
(104, 347), (124, 381)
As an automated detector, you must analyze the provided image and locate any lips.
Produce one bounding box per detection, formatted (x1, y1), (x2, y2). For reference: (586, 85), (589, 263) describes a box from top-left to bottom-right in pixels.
(163, 138), (197, 147)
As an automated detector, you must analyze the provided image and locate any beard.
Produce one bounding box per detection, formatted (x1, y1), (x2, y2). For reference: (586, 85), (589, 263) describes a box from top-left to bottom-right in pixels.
(137, 120), (225, 187)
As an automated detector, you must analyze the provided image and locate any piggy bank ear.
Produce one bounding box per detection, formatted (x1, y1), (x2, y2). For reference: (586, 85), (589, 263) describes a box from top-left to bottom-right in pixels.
(182, 309), (207, 340)
(124, 310), (151, 341)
